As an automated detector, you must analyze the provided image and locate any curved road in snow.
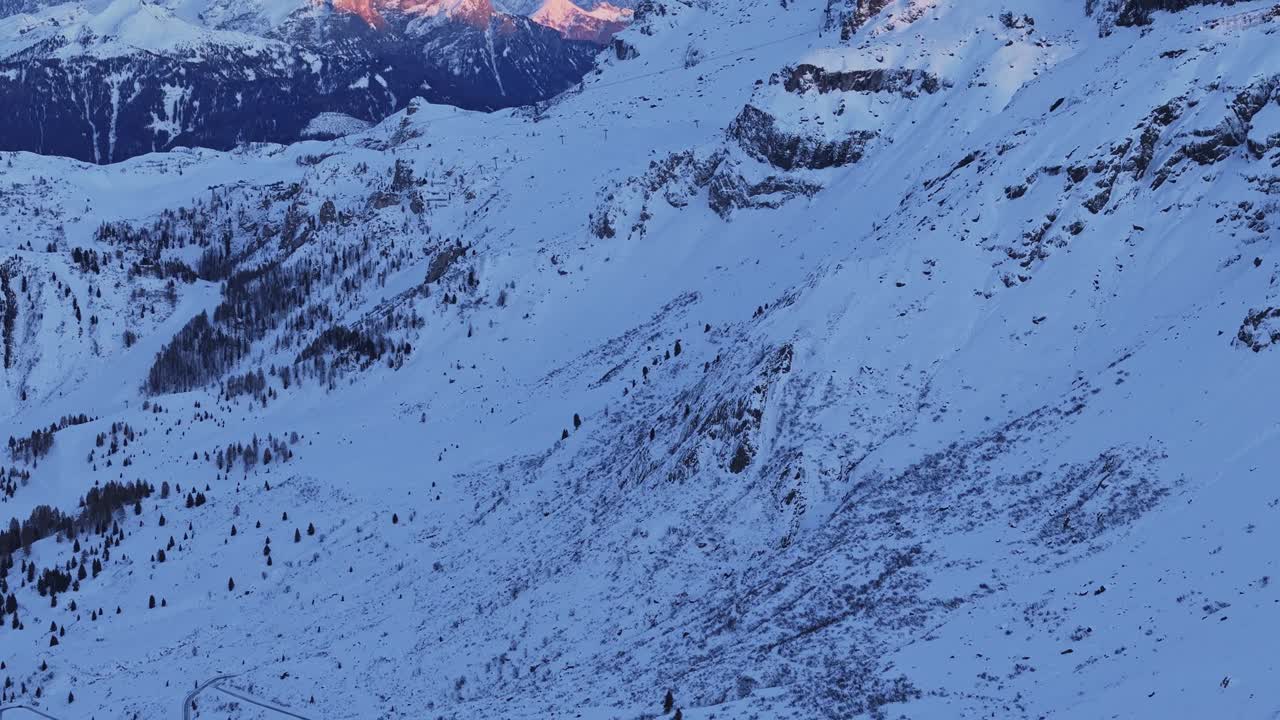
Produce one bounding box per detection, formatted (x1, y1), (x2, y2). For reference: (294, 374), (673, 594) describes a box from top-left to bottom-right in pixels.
(184, 674), (315, 720)
(0, 706), (64, 720)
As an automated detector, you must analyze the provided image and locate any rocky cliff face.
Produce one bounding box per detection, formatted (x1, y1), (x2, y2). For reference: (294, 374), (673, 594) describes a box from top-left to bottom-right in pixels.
(1087, 0), (1247, 31)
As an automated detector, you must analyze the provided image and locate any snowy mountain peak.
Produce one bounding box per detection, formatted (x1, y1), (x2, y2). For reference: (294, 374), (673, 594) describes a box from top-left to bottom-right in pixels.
(531, 0), (629, 43)
(326, 0), (496, 28)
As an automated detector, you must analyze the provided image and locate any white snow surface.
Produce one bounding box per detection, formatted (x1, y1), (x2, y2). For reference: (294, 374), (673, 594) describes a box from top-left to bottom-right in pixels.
(0, 0), (1279, 719)
(302, 112), (374, 139)
(0, 0), (287, 60)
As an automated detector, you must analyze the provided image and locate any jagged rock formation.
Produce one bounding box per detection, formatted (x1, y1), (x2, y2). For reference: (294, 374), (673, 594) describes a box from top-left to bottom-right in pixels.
(1086, 0), (1254, 32)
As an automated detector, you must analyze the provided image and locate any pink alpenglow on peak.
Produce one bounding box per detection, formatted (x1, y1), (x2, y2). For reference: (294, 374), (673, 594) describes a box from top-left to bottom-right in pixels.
(530, 0), (631, 44)
(327, 0), (497, 29)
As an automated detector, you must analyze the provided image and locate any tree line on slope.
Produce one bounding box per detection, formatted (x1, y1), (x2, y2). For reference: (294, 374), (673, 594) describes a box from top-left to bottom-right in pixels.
(7, 414), (93, 466)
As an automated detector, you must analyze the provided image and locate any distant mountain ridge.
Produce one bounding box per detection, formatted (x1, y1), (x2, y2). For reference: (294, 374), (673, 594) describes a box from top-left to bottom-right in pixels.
(531, 0), (632, 43)
(0, 0), (629, 162)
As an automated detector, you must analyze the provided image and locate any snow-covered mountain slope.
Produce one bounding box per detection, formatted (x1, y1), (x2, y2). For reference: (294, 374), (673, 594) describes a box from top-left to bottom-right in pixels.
(0, 0), (604, 163)
(1, 0), (1279, 718)
(531, 0), (631, 43)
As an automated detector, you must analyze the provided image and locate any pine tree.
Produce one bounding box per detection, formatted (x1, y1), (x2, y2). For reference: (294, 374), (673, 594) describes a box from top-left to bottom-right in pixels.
(294, 529), (301, 543)
(149, 595), (156, 609)
(663, 690), (674, 713)
(307, 522), (315, 536)
(227, 577), (235, 592)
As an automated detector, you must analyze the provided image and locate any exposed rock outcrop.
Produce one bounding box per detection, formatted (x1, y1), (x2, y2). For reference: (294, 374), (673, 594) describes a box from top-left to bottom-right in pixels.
(728, 105), (876, 171)
(779, 65), (947, 98)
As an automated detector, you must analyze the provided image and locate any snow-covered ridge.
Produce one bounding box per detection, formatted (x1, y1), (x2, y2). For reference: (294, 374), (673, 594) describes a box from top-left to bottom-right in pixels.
(0, 0), (285, 60)
(531, 0), (631, 42)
